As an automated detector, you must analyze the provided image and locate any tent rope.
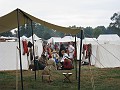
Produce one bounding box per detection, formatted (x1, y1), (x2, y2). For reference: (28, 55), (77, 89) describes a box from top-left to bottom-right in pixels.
(88, 64), (95, 90)
(91, 54), (105, 68)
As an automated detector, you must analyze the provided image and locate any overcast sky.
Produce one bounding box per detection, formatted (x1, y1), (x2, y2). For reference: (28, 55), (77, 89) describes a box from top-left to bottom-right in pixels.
(0, 0), (120, 28)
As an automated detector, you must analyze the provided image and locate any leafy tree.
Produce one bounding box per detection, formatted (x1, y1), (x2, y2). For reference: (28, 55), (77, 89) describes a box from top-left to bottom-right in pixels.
(110, 12), (120, 29)
(84, 27), (93, 38)
(93, 26), (106, 38)
(43, 32), (51, 40)
(109, 12), (120, 36)
(0, 31), (13, 37)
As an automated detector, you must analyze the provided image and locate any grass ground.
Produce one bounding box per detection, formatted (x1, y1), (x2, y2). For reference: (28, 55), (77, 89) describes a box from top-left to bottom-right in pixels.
(0, 66), (120, 90)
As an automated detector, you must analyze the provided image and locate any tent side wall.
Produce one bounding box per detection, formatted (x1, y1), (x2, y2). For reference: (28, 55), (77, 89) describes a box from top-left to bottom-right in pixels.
(95, 44), (120, 68)
(0, 42), (28, 71)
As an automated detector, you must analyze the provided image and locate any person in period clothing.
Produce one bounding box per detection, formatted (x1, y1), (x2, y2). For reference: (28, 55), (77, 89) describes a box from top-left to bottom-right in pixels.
(68, 42), (75, 60)
(43, 56), (57, 81)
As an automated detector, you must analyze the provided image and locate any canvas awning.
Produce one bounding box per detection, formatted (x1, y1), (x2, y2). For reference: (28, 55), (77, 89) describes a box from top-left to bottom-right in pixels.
(0, 9), (80, 35)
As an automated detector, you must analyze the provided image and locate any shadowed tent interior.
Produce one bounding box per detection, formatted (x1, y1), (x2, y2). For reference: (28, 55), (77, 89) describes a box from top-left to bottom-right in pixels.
(0, 8), (80, 34)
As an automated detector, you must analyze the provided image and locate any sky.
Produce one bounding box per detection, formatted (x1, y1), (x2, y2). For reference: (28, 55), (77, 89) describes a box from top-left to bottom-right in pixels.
(0, 0), (120, 28)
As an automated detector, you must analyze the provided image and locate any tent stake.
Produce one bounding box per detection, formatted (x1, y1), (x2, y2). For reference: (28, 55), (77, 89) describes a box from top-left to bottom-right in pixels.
(17, 8), (24, 90)
(78, 30), (83, 90)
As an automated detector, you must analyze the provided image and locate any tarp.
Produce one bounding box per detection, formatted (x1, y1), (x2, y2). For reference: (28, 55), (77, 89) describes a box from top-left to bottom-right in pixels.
(0, 9), (80, 35)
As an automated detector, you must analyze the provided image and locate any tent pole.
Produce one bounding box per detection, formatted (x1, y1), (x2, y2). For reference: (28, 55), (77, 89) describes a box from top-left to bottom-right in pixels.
(18, 9), (37, 80)
(78, 30), (83, 90)
(75, 35), (77, 80)
(17, 9), (24, 90)
(30, 20), (36, 80)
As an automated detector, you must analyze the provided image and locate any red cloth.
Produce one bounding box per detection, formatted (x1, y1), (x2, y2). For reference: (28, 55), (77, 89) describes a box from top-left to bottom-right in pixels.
(22, 40), (28, 55)
(73, 50), (77, 59)
(63, 59), (72, 69)
(83, 44), (92, 59)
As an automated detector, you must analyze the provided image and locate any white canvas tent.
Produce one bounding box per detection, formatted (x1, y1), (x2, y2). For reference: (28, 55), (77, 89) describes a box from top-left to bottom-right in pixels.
(61, 36), (79, 42)
(83, 38), (97, 45)
(0, 34), (43, 71)
(28, 34), (41, 41)
(97, 34), (120, 45)
(82, 38), (98, 65)
(47, 37), (62, 44)
(34, 40), (43, 57)
(0, 42), (28, 71)
(20, 35), (28, 40)
(77, 36), (120, 68)
(89, 34), (120, 68)
(21, 34), (43, 60)
(95, 44), (120, 68)
(48, 36), (80, 44)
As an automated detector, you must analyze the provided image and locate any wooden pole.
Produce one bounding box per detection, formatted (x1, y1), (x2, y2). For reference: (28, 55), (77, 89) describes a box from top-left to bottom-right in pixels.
(75, 35), (77, 80)
(30, 21), (37, 80)
(78, 30), (83, 90)
(17, 8), (24, 90)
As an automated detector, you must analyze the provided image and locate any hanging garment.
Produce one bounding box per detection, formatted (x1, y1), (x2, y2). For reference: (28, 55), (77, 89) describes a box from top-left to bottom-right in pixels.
(22, 40), (28, 55)
(34, 45), (38, 56)
(27, 41), (33, 48)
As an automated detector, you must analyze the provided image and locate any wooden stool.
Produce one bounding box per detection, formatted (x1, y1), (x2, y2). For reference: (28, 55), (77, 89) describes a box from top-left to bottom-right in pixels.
(62, 73), (72, 83)
(42, 75), (50, 83)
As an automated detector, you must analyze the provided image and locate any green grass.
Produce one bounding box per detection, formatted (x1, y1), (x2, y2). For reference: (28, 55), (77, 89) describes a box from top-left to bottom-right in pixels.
(0, 66), (120, 90)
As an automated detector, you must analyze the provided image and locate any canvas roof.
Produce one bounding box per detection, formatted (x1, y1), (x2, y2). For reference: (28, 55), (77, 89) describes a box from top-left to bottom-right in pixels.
(97, 34), (120, 41)
(83, 38), (98, 45)
(28, 34), (41, 41)
(0, 9), (80, 35)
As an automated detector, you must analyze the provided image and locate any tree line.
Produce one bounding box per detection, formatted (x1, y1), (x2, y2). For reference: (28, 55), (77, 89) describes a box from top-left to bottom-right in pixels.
(0, 12), (120, 40)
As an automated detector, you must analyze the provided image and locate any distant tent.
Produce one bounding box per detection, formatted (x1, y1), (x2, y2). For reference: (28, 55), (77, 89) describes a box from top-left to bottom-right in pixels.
(47, 37), (62, 44)
(20, 35), (28, 40)
(28, 34), (41, 41)
(82, 38), (98, 65)
(57, 36), (80, 43)
(83, 38), (97, 45)
(97, 34), (120, 45)
(97, 34), (120, 41)
(48, 36), (80, 44)
(94, 34), (120, 68)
